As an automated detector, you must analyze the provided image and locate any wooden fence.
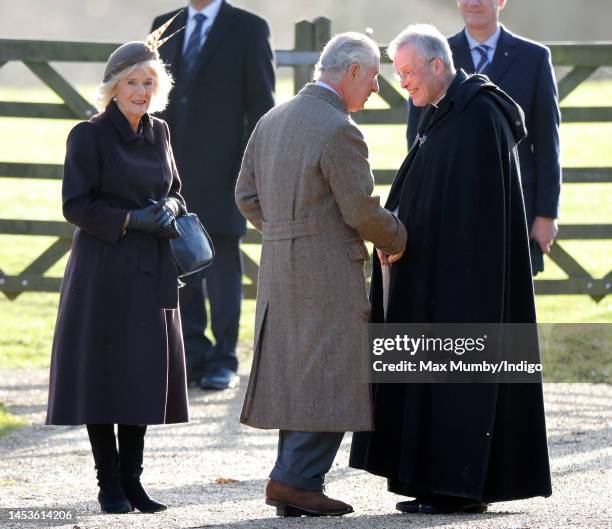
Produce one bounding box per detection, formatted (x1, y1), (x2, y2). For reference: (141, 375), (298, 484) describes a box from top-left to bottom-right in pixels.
(0, 18), (610, 301)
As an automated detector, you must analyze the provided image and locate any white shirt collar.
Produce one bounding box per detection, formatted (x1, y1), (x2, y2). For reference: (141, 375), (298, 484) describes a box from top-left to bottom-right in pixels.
(315, 80), (340, 98)
(183, 1), (223, 54)
(187, 0), (223, 25)
(432, 92), (446, 107)
(464, 24), (501, 51)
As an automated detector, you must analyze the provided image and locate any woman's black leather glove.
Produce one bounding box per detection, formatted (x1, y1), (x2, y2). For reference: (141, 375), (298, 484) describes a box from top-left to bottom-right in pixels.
(160, 197), (182, 217)
(156, 197), (181, 229)
(127, 202), (179, 239)
(155, 198), (182, 239)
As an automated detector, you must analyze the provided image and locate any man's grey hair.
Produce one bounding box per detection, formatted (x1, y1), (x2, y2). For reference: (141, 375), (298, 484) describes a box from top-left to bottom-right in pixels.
(314, 32), (380, 81)
(387, 24), (454, 70)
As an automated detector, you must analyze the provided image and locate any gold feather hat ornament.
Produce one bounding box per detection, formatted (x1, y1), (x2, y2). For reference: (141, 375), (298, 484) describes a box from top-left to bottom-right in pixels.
(102, 10), (185, 82)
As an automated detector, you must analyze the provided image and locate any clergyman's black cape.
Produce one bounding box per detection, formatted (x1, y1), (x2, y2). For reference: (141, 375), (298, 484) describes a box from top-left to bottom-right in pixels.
(349, 71), (552, 503)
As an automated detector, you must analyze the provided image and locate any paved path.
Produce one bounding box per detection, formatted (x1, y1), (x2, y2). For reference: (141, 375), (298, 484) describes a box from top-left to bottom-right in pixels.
(0, 364), (610, 529)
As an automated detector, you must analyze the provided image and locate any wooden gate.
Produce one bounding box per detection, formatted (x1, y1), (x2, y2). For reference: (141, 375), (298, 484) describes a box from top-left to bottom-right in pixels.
(0, 18), (610, 301)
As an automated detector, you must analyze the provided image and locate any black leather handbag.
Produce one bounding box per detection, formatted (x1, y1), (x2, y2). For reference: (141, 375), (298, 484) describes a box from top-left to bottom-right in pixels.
(170, 212), (215, 278)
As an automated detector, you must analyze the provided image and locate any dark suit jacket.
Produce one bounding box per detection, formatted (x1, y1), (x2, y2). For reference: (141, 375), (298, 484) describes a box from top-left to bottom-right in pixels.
(152, 2), (275, 236)
(408, 25), (561, 223)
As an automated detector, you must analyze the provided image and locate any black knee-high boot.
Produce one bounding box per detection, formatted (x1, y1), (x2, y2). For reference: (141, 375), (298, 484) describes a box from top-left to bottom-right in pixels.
(86, 424), (132, 514)
(118, 425), (167, 513)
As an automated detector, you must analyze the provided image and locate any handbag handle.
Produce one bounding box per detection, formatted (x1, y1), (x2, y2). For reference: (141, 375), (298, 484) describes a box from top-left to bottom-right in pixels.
(169, 197), (188, 217)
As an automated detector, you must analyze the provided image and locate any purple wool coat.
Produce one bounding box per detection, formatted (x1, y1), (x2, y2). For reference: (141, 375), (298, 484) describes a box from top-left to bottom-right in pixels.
(46, 101), (189, 425)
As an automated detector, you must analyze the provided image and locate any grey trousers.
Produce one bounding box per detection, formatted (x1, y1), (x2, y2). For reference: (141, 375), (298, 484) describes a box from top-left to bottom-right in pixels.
(270, 430), (345, 491)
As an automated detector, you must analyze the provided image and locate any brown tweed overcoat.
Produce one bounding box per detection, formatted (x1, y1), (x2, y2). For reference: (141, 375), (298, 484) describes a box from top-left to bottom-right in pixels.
(235, 83), (406, 432)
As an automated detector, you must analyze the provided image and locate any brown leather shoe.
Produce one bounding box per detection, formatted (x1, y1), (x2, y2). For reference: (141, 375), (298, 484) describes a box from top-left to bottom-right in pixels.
(265, 479), (353, 517)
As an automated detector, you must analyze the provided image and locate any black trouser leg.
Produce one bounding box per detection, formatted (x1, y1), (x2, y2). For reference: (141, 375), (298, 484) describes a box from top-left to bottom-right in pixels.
(179, 236), (242, 382)
(117, 425), (167, 513)
(179, 271), (214, 383)
(86, 424), (131, 514)
(204, 235), (242, 374)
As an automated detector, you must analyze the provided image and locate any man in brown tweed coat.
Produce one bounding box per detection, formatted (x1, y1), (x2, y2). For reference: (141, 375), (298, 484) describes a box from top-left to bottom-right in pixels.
(235, 32), (407, 517)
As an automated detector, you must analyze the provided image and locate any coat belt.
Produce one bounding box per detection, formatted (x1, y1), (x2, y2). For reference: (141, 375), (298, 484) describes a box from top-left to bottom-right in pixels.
(136, 235), (178, 309)
(261, 216), (320, 240)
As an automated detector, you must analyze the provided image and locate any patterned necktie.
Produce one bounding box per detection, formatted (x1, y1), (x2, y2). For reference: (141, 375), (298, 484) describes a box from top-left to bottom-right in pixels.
(474, 45), (490, 73)
(183, 13), (207, 74)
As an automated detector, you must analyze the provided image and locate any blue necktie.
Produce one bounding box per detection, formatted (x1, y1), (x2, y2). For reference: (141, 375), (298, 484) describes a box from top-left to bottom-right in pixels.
(183, 13), (207, 74)
(474, 45), (490, 73)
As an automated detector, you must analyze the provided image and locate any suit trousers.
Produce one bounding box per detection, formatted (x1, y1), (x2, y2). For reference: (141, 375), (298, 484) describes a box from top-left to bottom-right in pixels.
(179, 234), (242, 381)
(270, 430), (345, 491)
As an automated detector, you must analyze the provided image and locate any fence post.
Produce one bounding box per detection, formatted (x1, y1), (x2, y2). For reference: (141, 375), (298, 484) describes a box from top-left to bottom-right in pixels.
(313, 17), (331, 54)
(293, 20), (314, 94)
(293, 18), (331, 94)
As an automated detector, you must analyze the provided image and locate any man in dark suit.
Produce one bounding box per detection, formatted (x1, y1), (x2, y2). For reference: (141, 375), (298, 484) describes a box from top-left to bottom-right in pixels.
(407, 0), (560, 274)
(151, 0), (275, 390)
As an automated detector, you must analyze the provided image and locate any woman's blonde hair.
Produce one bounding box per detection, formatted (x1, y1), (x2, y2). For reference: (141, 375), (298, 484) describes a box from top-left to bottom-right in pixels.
(95, 59), (173, 114)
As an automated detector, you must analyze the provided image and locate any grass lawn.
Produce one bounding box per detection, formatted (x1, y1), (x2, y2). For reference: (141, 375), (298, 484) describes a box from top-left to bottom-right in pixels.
(0, 403), (25, 437)
(0, 78), (610, 388)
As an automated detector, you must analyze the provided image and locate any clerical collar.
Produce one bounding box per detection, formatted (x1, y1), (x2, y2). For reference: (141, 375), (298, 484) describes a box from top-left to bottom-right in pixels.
(432, 92), (446, 108)
(432, 81), (452, 107)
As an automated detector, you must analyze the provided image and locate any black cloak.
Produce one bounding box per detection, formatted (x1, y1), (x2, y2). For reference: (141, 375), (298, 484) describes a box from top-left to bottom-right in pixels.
(350, 71), (552, 503)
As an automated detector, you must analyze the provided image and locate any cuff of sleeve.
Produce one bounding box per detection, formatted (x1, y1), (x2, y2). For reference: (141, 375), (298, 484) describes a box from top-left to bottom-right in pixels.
(534, 206), (559, 219)
(106, 208), (131, 243)
(378, 217), (407, 255)
(535, 191), (560, 219)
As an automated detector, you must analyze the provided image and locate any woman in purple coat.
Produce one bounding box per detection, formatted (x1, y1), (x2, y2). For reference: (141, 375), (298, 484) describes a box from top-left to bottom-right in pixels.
(46, 36), (189, 514)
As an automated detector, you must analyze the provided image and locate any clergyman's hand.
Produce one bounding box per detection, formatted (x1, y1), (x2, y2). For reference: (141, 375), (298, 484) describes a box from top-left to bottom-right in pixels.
(376, 248), (389, 265)
(376, 248), (404, 266)
(387, 250), (404, 264)
(530, 216), (558, 254)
